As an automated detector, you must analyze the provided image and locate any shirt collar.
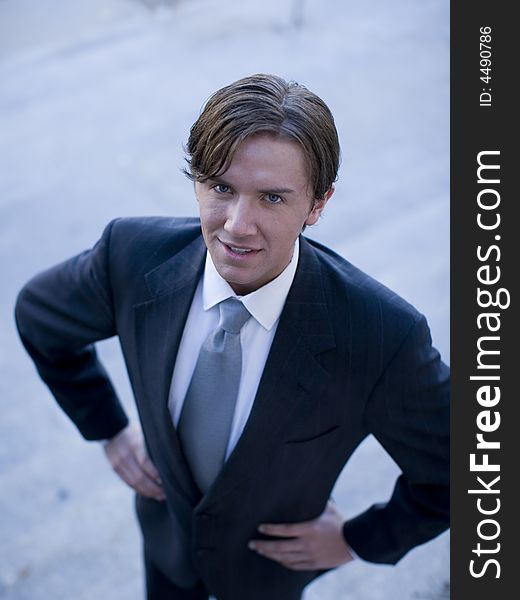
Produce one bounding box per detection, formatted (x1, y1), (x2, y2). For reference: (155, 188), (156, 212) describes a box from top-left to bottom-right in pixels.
(202, 239), (300, 331)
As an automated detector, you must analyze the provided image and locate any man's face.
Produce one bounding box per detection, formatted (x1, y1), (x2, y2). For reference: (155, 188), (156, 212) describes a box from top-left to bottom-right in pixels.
(195, 134), (333, 295)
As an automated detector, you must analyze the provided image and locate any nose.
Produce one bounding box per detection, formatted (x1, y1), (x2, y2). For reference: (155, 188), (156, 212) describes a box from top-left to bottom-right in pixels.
(224, 196), (258, 237)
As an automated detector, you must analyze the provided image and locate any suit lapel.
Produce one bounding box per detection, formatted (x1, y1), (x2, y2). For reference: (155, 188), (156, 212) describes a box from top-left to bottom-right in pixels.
(133, 235), (206, 502)
(133, 234), (337, 505)
(201, 236), (337, 504)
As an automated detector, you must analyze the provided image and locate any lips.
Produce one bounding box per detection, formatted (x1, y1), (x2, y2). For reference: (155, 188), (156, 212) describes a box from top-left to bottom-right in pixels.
(219, 240), (260, 258)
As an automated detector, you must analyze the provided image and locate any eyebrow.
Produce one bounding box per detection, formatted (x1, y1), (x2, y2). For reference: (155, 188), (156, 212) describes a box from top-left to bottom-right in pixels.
(206, 177), (296, 195)
(259, 188), (296, 195)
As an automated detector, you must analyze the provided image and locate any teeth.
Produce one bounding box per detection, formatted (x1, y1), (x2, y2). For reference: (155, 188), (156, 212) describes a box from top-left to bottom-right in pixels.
(230, 246), (252, 254)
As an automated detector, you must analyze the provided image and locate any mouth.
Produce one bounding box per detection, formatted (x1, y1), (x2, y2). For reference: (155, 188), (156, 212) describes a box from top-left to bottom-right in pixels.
(219, 240), (261, 258)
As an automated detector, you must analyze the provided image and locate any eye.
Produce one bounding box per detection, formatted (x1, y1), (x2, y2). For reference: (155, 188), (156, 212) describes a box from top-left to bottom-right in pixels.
(213, 184), (231, 194)
(265, 193), (283, 204)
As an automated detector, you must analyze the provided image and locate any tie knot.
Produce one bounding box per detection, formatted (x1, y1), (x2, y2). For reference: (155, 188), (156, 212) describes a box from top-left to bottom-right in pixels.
(219, 298), (251, 333)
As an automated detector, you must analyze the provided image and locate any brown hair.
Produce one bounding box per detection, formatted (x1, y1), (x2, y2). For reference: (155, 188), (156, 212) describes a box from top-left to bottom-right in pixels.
(183, 74), (340, 203)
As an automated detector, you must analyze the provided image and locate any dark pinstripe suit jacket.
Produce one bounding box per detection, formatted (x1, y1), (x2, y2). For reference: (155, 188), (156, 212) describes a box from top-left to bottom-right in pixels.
(15, 217), (449, 600)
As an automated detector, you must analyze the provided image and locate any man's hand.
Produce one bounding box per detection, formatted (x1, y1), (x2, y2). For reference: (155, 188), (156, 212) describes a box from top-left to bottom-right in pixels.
(103, 423), (165, 501)
(248, 500), (354, 571)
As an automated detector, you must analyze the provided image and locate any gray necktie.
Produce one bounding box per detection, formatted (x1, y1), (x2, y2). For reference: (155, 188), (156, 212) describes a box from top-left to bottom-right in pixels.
(178, 297), (251, 494)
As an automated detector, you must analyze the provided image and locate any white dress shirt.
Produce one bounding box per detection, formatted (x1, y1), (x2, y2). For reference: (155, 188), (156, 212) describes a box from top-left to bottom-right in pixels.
(168, 240), (299, 460)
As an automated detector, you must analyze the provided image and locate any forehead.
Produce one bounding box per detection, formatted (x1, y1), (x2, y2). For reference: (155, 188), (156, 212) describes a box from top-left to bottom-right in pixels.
(219, 134), (311, 190)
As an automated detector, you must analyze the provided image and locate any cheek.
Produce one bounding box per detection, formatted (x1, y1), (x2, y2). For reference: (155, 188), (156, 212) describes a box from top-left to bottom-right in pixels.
(199, 202), (226, 229)
(267, 220), (302, 250)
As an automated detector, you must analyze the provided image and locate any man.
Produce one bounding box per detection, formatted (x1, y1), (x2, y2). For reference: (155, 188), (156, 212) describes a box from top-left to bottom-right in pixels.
(15, 73), (449, 600)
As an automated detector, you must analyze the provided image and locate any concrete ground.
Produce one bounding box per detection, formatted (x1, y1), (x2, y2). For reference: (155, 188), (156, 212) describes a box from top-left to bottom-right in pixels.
(0, 1), (449, 598)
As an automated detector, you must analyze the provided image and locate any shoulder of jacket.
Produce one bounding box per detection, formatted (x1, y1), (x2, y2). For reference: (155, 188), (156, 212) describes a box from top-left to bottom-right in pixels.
(303, 235), (423, 327)
(103, 216), (201, 254)
(99, 216), (203, 282)
(108, 216), (201, 238)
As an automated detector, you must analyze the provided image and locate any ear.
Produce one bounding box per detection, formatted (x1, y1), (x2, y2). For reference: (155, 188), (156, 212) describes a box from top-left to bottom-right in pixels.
(304, 186), (335, 227)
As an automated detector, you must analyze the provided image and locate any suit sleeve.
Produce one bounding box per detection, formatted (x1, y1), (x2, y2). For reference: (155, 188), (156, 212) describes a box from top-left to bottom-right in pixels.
(342, 315), (450, 564)
(14, 219), (129, 441)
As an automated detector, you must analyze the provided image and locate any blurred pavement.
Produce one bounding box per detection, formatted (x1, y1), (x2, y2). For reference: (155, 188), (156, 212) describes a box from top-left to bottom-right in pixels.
(0, 1), (449, 599)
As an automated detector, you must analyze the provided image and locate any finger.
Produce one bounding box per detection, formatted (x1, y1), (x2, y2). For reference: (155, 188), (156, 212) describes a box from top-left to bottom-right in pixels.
(132, 466), (165, 499)
(113, 451), (141, 482)
(118, 457), (165, 499)
(249, 539), (305, 554)
(139, 454), (163, 484)
(252, 547), (307, 562)
(283, 560), (315, 571)
(136, 475), (165, 499)
(250, 546), (314, 571)
(130, 434), (163, 485)
(258, 522), (311, 537)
